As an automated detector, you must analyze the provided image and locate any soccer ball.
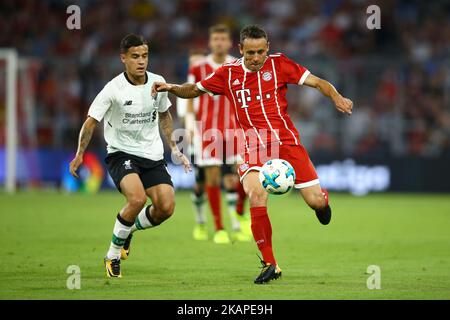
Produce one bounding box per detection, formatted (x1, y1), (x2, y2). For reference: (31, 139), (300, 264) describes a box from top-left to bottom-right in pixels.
(259, 159), (296, 195)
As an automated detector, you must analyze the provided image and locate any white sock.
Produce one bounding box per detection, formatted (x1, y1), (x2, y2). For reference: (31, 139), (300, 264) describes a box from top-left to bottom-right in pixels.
(106, 214), (133, 260)
(130, 205), (155, 233)
(191, 192), (207, 225)
(226, 190), (240, 231)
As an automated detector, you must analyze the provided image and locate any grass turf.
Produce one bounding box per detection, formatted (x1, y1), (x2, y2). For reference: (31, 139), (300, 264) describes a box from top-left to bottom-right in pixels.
(0, 191), (449, 300)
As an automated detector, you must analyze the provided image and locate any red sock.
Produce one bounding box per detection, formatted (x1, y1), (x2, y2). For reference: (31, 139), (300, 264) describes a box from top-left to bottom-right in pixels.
(236, 181), (247, 216)
(206, 185), (223, 230)
(250, 206), (276, 265)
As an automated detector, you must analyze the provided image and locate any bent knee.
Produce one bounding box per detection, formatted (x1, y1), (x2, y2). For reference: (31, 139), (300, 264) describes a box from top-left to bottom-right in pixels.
(248, 189), (268, 207)
(128, 195), (147, 210)
(153, 201), (175, 221)
(160, 202), (175, 217)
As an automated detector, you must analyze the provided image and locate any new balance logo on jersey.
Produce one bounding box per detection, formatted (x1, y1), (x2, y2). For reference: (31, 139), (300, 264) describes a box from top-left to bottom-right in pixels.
(232, 79), (240, 86)
(123, 160), (132, 170)
(123, 100), (133, 106)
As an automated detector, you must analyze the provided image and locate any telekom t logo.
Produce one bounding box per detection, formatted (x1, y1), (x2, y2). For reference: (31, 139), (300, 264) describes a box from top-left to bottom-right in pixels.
(236, 89), (251, 108)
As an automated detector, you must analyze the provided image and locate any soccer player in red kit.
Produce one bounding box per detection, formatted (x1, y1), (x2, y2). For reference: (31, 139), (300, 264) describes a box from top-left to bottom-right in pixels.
(153, 25), (353, 284)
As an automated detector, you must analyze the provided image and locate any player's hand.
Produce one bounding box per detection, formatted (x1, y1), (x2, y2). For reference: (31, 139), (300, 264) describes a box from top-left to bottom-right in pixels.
(69, 154), (83, 178)
(333, 95), (353, 115)
(173, 149), (192, 173)
(152, 82), (173, 97)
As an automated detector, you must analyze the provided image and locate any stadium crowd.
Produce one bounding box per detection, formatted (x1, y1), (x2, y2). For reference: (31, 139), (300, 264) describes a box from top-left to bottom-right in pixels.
(1, 0), (449, 158)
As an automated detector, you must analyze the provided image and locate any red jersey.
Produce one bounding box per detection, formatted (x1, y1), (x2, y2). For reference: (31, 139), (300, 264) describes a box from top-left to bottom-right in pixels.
(188, 55), (237, 134)
(197, 53), (310, 152)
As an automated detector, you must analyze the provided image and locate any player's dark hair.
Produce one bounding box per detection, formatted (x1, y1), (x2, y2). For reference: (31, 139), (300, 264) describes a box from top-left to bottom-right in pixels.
(209, 24), (231, 37)
(120, 34), (148, 53)
(239, 25), (268, 44)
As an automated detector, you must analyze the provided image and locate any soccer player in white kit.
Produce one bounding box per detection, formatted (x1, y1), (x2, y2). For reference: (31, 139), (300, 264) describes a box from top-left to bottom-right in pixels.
(69, 34), (191, 278)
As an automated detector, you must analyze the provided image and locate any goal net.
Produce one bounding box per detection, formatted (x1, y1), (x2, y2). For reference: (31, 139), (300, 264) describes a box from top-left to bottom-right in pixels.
(0, 49), (41, 192)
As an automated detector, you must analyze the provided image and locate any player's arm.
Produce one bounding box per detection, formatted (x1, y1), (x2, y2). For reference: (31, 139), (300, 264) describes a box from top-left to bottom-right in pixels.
(69, 116), (98, 178)
(159, 110), (192, 173)
(303, 74), (353, 115)
(153, 82), (204, 99)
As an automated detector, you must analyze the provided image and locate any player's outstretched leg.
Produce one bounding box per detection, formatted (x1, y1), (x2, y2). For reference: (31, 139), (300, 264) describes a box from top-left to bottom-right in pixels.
(299, 184), (332, 225)
(243, 171), (282, 284)
(105, 174), (146, 277)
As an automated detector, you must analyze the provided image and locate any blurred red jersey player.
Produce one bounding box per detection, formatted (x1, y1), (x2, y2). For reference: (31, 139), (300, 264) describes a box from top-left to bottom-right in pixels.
(185, 25), (251, 244)
(153, 25), (353, 284)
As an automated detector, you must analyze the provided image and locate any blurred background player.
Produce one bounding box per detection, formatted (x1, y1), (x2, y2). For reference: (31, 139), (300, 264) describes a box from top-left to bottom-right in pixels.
(185, 25), (251, 244)
(177, 50), (208, 240)
(152, 25), (353, 284)
(175, 50), (210, 240)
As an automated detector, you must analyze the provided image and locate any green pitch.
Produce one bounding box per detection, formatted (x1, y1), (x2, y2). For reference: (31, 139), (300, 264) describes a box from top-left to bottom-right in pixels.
(1, 191), (449, 300)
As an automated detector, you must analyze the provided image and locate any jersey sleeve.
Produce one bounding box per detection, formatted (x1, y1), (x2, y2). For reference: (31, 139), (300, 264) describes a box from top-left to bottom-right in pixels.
(278, 54), (310, 85)
(196, 66), (226, 96)
(87, 82), (113, 121)
(157, 91), (172, 113)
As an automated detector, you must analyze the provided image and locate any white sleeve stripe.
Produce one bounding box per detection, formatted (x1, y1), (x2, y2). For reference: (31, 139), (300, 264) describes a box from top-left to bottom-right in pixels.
(239, 166), (262, 183)
(196, 82), (214, 96)
(294, 179), (320, 189)
(298, 70), (311, 85)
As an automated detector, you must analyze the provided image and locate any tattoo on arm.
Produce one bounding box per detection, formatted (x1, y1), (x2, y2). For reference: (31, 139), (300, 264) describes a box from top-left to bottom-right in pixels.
(159, 111), (177, 150)
(76, 120), (96, 156)
(169, 83), (203, 99)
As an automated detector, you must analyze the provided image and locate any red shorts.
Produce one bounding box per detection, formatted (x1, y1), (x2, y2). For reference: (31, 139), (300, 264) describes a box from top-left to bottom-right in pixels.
(237, 144), (319, 189)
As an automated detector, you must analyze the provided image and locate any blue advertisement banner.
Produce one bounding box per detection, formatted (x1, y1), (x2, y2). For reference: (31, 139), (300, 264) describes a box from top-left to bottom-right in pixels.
(1, 149), (449, 193)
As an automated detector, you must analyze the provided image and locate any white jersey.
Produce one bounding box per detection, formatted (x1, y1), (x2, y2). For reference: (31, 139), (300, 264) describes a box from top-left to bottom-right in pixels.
(88, 71), (171, 160)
